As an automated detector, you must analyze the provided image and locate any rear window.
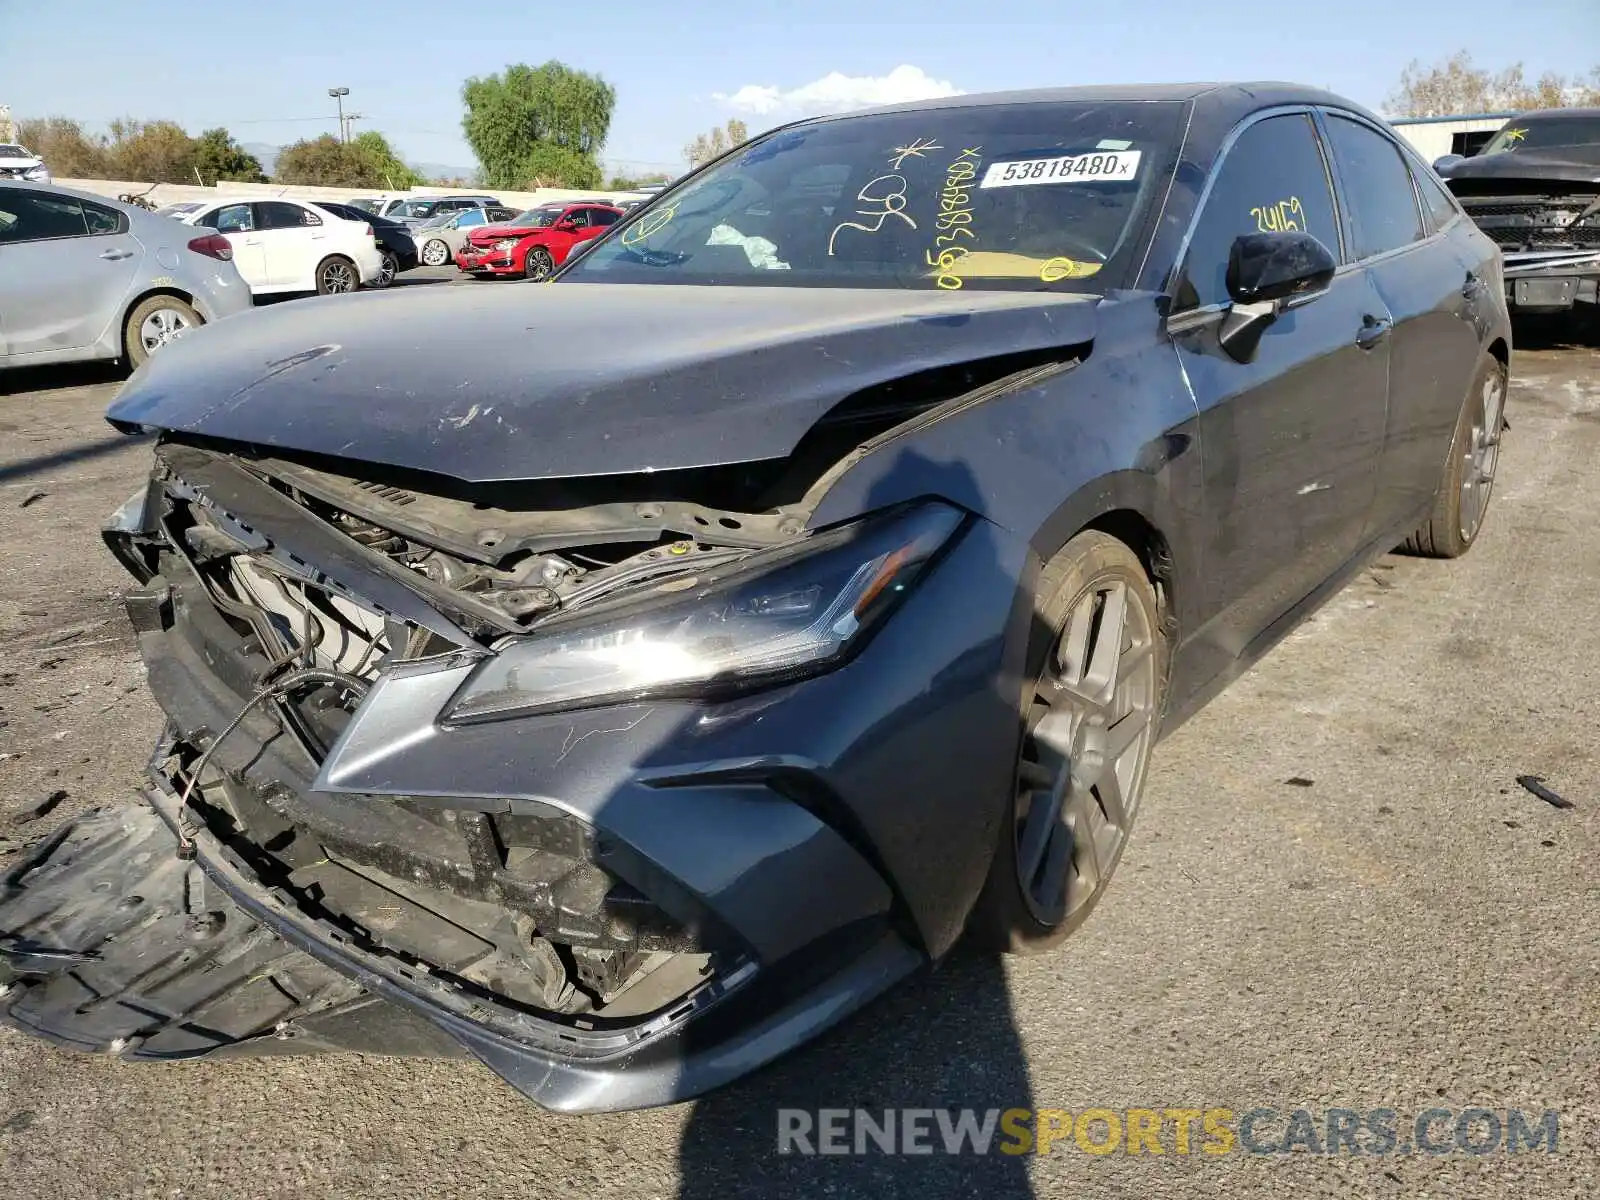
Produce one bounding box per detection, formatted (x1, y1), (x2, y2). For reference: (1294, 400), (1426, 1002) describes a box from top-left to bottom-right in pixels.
(565, 101), (1186, 291)
(1482, 116), (1600, 155)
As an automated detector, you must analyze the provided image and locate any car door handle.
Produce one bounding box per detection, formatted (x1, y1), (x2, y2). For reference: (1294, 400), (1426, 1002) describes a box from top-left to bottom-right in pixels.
(1356, 314), (1392, 349)
(99, 248), (134, 261)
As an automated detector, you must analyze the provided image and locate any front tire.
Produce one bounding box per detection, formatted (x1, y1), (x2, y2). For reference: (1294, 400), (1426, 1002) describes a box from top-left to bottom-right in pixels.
(124, 295), (201, 367)
(1400, 354), (1507, 558)
(315, 255), (359, 295)
(420, 238), (450, 267)
(524, 247), (555, 281)
(969, 530), (1167, 954)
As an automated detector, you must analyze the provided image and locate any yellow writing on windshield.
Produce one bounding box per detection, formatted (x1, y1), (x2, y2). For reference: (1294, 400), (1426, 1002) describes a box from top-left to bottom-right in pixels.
(620, 204), (677, 246)
(928, 147), (983, 289)
(929, 251), (1102, 282)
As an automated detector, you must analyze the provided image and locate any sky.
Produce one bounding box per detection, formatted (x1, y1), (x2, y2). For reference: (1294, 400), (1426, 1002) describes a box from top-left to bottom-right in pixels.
(2, 1), (1596, 178)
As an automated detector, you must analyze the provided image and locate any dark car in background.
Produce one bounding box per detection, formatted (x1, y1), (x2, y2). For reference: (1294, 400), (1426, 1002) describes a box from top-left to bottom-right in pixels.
(313, 201), (418, 287)
(3, 83), (1510, 1114)
(1435, 108), (1600, 315)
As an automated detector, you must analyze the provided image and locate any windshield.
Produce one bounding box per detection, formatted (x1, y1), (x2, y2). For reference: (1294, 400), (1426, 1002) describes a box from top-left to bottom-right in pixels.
(565, 101), (1184, 291)
(1483, 116), (1600, 155)
(0, 145), (30, 159)
(513, 207), (567, 227)
(393, 200), (439, 218)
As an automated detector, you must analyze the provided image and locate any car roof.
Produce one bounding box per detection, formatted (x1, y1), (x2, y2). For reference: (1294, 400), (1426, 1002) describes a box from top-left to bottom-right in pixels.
(1501, 107), (1600, 122)
(811, 80), (1364, 122)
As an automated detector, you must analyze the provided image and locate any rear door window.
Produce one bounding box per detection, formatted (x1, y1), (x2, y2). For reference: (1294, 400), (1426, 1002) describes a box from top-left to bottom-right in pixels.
(1410, 162), (1460, 233)
(1174, 113), (1342, 310)
(257, 201), (320, 230)
(1323, 115), (1425, 260)
(0, 189), (92, 242)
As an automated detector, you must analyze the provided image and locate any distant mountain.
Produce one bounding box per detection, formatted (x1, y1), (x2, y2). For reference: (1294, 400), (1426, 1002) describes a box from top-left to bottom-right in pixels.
(237, 142), (476, 186)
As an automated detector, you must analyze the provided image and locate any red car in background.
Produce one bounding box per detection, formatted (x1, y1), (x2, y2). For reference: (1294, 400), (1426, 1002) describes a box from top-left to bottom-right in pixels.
(456, 201), (624, 280)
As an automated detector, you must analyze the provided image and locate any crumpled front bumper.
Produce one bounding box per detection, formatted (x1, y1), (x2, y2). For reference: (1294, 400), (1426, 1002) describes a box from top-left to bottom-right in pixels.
(11, 448), (1029, 1110)
(0, 795), (920, 1112)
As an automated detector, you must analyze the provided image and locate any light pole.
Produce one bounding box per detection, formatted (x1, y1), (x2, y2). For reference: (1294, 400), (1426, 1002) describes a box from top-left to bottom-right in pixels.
(328, 87), (350, 143)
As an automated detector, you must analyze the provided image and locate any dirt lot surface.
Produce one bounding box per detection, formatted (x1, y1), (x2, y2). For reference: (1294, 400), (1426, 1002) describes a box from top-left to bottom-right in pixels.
(1, 317), (1597, 1198)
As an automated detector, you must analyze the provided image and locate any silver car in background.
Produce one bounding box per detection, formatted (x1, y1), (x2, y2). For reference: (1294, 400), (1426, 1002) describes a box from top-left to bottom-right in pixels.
(413, 205), (521, 265)
(0, 181), (252, 370)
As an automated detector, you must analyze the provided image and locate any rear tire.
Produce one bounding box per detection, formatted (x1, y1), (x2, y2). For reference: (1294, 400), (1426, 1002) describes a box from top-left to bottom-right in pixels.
(315, 256), (359, 295)
(969, 530), (1167, 954)
(1400, 354), (1507, 558)
(371, 250), (398, 289)
(124, 295), (201, 367)
(420, 239), (450, 266)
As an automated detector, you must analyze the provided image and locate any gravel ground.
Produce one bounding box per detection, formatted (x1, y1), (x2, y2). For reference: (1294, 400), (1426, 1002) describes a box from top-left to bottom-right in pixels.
(0, 305), (1596, 1199)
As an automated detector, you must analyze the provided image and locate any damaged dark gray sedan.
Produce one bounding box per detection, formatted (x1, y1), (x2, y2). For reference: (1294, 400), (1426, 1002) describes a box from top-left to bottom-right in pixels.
(1, 83), (1512, 1112)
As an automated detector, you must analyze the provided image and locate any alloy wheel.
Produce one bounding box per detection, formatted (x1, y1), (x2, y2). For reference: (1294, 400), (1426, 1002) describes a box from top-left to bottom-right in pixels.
(1014, 577), (1159, 926)
(138, 307), (192, 354)
(422, 239), (448, 266)
(525, 249), (554, 281)
(375, 252), (397, 287)
(322, 261), (356, 293)
(1459, 370), (1505, 542)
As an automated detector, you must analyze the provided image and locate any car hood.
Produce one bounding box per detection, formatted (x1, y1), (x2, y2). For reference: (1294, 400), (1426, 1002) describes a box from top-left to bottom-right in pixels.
(1442, 147), (1600, 186)
(469, 223), (544, 242)
(0, 155), (43, 172)
(107, 282), (1100, 484)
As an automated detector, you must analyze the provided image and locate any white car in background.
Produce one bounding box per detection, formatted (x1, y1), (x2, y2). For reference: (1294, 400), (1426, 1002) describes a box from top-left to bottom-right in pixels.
(0, 143), (50, 183)
(181, 197), (384, 296)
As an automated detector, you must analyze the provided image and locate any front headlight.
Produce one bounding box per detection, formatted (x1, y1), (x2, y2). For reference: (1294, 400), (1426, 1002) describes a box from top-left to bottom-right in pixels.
(495, 238), (518, 251)
(23, 166), (49, 182)
(444, 503), (965, 723)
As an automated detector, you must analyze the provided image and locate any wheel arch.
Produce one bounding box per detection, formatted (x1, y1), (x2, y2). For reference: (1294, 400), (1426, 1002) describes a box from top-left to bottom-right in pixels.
(119, 286), (204, 356)
(1031, 469), (1183, 649)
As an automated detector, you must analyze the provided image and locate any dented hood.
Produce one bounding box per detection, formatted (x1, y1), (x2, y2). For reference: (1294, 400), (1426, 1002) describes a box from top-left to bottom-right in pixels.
(106, 282), (1098, 483)
(1442, 147), (1600, 187)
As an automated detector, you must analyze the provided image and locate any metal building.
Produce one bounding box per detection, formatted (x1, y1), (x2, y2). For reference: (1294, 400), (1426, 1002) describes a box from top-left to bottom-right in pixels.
(1389, 112), (1516, 163)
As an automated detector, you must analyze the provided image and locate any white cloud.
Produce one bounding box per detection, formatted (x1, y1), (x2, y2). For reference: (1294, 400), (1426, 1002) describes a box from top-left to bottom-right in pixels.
(714, 65), (963, 118)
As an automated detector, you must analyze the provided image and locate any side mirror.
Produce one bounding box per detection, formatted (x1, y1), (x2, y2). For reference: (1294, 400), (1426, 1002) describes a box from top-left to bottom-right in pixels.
(1218, 231), (1337, 363)
(1432, 153), (1465, 174)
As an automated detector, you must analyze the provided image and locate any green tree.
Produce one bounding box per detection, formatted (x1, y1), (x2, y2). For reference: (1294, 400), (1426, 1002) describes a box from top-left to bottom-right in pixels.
(192, 127), (266, 184)
(1389, 52), (1600, 117)
(683, 119), (749, 169)
(461, 61), (615, 189)
(16, 117), (108, 178)
(274, 132), (419, 187)
(102, 119), (199, 183)
(349, 130), (424, 189)
(274, 134), (357, 185)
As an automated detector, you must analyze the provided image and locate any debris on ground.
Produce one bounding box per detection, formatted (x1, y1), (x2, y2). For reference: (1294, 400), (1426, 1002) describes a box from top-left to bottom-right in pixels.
(15, 790), (68, 824)
(18, 491), (47, 509)
(1516, 775), (1575, 810)
(1285, 777), (1315, 787)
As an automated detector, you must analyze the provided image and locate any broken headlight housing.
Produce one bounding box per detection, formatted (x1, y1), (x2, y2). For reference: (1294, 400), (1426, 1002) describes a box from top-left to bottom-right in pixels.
(444, 503), (965, 723)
